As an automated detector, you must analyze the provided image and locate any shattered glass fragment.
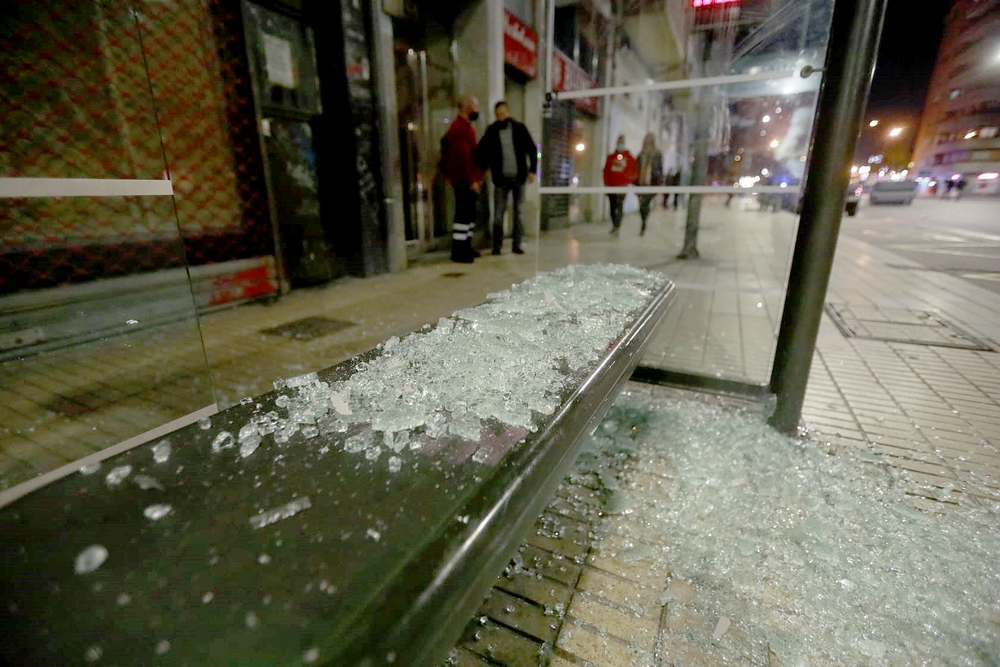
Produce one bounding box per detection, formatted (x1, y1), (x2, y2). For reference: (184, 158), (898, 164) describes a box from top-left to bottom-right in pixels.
(211, 432), (235, 453)
(132, 475), (164, 491)
(104, 466), (131, 486)
(285, 372), (318, 388)
(150, 440), (171, 464)
(74, 545), (108, 574)
(239, 434), (263, 459)
(249, 497), (313, 530)
(143, 505), (172, 521)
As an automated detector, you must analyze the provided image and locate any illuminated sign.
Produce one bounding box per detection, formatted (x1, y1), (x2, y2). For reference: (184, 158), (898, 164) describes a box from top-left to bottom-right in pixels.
(692, 0), (740, 6)
(552, 49), (599, 115)
(503, 10), (538, 79)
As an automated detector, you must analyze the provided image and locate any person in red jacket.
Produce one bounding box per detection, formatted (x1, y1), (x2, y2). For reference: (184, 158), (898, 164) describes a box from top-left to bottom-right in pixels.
(440, 94), (484, 263)
(603, 135), (638, 235)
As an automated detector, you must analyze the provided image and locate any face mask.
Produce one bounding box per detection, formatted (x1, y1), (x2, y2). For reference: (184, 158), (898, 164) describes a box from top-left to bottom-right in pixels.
(469, 111), (480, 121)
(616, 143), (626, 152)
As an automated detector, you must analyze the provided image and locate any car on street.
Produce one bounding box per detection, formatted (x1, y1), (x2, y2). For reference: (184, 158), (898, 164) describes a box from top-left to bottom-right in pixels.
(870, 179), (917, 205)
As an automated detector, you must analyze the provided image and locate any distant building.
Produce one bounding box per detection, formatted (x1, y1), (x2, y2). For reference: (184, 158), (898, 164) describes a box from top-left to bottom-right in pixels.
(912, 0), (1000, 196)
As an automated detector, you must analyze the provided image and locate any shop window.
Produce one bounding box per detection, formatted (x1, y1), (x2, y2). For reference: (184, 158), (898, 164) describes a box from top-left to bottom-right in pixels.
(981, 126), (999, 138)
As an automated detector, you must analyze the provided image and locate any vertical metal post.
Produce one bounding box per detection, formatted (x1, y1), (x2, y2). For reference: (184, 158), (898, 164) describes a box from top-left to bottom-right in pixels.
(419, 50), (432, 249)
(769, 0), (889, 434)
(544, 0), (555, 96)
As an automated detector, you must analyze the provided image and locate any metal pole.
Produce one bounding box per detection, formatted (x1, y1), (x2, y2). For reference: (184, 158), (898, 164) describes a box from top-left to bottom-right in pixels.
(544, 0), (555, 96)
(768, 0), (889, 434)
(419, 51), (432, 250)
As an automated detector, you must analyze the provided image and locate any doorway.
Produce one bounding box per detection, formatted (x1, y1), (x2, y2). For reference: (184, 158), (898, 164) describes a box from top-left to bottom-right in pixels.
(243, 1), (339, 286)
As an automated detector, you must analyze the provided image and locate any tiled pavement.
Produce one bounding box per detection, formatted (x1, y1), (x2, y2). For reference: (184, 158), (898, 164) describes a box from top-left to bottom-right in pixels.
(800, 231), (1000, 506)
(2, 198), (999, 663)
(3, 200), (796, 488)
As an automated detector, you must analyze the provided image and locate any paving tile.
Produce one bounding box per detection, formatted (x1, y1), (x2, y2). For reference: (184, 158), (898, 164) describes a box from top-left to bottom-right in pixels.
(496, 571), (574, 611)
(555, 620), (645, 667)
(477, 588), (558, 644)
(576, 567), (661, 617)
(460, 617), (542, 665)
(567, 594), (659, 652)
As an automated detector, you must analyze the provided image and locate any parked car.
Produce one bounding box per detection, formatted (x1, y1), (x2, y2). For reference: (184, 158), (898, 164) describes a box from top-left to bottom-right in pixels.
(870, 179), (917, 205)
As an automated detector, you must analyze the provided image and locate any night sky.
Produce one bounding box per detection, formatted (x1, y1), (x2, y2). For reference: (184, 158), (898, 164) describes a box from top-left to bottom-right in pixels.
(865, 0), (951, 119)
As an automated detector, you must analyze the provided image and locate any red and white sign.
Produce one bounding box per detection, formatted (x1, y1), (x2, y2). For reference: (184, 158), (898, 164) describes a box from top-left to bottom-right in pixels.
(503, 10), (538, 79)
(552, 48), (599, 115)
(691, 0), (739, 7)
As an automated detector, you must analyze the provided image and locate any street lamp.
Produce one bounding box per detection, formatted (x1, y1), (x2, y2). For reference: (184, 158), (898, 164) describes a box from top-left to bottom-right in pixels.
(888, 127), (904, 138)
(869, 120), (879, 128)
(575, 142), (586, 152)
(770, 139), (780, 148)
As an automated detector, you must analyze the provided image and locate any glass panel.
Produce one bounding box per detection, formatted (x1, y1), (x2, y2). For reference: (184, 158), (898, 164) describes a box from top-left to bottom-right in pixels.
(0, 1), (215, 490)
(244, 2), (323, 114)
(538, 0), (836, 385)
(1, 1), (167, 179)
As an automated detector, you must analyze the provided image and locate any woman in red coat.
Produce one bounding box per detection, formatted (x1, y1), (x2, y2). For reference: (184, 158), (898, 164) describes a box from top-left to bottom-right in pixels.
(603, 135), (639, 235)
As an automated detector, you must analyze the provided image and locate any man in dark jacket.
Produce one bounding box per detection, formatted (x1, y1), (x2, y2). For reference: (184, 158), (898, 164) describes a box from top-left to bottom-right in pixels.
(477, 101), (537, 255)
(441, 94), (484, 263)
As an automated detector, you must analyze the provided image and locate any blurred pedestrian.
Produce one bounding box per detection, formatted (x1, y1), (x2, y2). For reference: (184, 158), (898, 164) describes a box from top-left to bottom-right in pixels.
(477, 101), (537, 255)
(636, 133), (663, 236)
(944, 179), (955, 198)
(956, 177), (967, 200)
(440, 94), (484, 263)
(603, 135), (638, 235)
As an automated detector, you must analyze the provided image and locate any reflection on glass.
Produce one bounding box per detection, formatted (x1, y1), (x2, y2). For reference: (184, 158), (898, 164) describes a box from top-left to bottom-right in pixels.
(0, 2), (216, 490)
(537, 0), (835, 385)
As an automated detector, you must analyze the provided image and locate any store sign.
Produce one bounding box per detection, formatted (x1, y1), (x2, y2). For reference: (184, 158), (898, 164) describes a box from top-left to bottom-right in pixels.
(504, 10), (538, 79)
(552, 49), (598, 115)
(691, 0), (740, 7)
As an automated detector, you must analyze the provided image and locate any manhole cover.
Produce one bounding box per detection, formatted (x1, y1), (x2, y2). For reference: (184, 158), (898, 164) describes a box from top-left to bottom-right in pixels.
(824, 304), (993, 351)
(441, 272), (465, 278)
(260, 316), (355, 341)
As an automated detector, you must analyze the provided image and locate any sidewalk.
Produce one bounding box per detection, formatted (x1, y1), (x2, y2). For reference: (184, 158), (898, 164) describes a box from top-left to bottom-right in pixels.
(2, 198), (998, 664)
(3, 199), (997, 499)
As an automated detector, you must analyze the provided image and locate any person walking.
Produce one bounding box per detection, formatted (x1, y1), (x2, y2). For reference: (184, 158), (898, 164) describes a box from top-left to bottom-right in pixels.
(477, 101), (537, 255)
(602, 135), (638, 235)
(440, 94), (484, 263)
(636, 133), (663, 236)
(956, 177), (968, 200)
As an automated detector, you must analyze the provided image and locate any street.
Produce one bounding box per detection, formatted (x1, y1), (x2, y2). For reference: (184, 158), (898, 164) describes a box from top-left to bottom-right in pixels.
(839, 196), (1000, 294)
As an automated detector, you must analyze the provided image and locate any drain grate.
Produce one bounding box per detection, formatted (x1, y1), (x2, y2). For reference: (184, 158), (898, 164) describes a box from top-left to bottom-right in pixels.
(260, 316), (355, 341)
(824, 304), (993, 351)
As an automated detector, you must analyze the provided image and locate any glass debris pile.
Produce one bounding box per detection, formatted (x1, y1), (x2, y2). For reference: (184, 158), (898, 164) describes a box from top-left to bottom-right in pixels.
(229, 264), (669, 462)
(572, 387), (1000, 665)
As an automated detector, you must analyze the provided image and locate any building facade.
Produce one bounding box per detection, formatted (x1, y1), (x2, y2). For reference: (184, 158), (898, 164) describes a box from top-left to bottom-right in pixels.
(912, 0), (1000, 196)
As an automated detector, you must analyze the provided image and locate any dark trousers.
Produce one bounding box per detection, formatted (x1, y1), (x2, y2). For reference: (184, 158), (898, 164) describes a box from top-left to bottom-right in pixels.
(493, 181), (524, 251)
(451, 185), (477, 261)
(638, 194), (654, 230)
(608, 194), (624, 229)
